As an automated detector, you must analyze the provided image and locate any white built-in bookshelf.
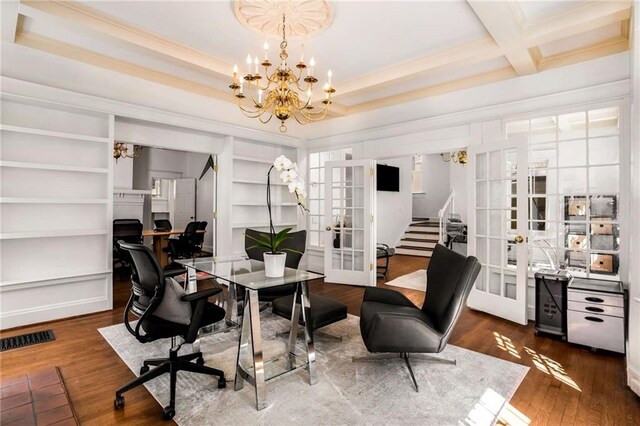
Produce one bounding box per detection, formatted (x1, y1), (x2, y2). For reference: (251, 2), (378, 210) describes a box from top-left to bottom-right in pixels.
(0, 96), (113, 328)
(230, 139), (298, 255)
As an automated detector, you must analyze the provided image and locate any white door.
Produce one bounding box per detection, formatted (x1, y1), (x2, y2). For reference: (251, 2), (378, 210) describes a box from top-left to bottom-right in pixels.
(467, 139), (529, 325)
(174, 178), (196, 229)
(323, 160), (376, 286)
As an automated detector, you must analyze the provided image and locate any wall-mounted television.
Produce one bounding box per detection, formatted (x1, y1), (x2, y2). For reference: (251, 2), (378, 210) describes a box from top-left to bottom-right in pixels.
(377, 164), (400, 192)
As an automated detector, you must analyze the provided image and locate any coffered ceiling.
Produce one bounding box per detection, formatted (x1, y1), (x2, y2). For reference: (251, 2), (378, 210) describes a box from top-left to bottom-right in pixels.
(4, 0), (633, 122)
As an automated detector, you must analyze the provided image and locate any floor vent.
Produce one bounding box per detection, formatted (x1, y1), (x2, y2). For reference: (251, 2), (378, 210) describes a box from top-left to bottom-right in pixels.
(1, 330), (55, 352)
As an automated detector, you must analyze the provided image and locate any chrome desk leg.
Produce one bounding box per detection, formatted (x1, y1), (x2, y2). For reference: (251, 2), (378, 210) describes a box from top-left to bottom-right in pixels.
(233, 289), (266, 411)
(287, 284), (301, 356)
(186, 266), (198, 294)
(225, 282), (238, 326)
(185, 266), (202, 353)
(300, 282), (317, 385)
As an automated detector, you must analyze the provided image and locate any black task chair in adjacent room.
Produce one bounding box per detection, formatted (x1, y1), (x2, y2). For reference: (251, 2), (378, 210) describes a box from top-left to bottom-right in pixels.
(192, 221), (208, 257)
(113, 242), (226, 420)
(353, 244), (481, 391)
(154, 219), (172, 232)
(167, 221), (200, 260)
(244, 228), (306, 302)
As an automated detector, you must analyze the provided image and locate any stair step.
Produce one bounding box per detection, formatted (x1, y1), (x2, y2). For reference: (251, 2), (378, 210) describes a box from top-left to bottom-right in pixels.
(403, 232), (440, 241)
(396, 246), (433, 257)
(408, 226), (439, 232)
(399, 239), (437, 248)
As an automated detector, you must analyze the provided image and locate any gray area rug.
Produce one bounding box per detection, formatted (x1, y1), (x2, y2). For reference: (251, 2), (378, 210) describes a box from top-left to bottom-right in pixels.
(99, 313), (528, 426)
(386, 269), (427, 291)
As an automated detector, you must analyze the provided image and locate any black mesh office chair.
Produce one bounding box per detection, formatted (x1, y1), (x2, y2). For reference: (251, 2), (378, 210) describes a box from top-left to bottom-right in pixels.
(192, 221), (208, 257)
(154, 219), (172, 232)
(113, 220), (143, 272)
(244, 228), (306, 302)
(167, 221), (200, 260)
(114, 242), (226, 420)
(353, 244), (481, 391)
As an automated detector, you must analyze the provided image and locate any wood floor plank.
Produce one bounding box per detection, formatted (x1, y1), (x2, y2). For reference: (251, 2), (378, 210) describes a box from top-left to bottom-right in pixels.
(0, 254), (635, 425)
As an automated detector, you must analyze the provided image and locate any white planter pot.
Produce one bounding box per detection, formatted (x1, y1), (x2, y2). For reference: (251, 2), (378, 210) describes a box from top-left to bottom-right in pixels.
(264, 252), (287, 277)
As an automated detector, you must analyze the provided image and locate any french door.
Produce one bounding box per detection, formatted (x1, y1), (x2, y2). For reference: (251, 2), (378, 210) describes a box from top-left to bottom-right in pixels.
(467, 140), (529, 325)
(323, 160), (376, 286)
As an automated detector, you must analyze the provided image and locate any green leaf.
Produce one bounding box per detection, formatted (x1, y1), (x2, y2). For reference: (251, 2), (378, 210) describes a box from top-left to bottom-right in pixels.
(282, 248), (304, 255)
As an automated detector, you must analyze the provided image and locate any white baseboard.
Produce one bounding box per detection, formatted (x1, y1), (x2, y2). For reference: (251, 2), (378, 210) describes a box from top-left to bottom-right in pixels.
(0, 295), (111, 330)
(628, 366), (640, 397)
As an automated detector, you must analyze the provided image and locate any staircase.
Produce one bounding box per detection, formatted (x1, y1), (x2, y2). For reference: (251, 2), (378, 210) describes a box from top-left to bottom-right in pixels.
(395, 218), (440, 258)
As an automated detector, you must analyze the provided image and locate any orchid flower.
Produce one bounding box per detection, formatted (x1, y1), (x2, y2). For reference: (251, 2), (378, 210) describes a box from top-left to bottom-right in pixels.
(280, 169), (298, 183)
(273, 155), (292, 171)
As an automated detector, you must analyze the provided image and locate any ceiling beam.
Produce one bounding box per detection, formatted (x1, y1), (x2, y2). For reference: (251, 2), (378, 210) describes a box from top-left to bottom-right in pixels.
(20, 0), (234, 79)
(15, 28), (232, 102)
(348, 67), (516, 115)
(1, 0), (20, 43)
(334, 36), (503, 99)
(467, 0), (538, 75)
(537, 36), (629, 72)
(523, 1), (632, 47)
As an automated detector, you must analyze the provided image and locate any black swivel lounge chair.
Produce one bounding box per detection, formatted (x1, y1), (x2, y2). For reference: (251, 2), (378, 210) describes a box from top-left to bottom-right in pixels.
(114, 242), (226, 420)
(353, 244), (481, 391)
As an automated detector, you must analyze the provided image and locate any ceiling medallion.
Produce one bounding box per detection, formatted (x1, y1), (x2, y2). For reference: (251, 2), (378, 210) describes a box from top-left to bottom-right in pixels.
(233, 0), (333, 40)
(230, 11), (335, 132)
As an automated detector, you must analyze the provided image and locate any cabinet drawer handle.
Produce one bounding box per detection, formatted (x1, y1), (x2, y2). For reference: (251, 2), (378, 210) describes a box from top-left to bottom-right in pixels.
(585, 306), (604, 313)
(585, 297), (604, 303)
(584, 316), (604, 323)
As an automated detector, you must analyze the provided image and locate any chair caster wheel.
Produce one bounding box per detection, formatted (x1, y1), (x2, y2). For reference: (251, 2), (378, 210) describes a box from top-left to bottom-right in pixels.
(114, 395), (125, 410)
(196, 356), (205, 366)
(140, 365), (150, 375)
(162, 406), (175, 420)
(218, 378), (226, 389)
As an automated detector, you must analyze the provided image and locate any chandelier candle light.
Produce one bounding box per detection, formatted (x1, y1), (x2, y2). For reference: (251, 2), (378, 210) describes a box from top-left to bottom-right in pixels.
(230, 14), (335, 133)
(245, 155), (308, 277)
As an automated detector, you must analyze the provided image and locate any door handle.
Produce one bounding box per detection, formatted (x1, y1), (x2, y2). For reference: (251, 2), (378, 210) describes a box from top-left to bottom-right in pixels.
(514, 235), (525, 244)
(585, 306), (604, 313)
(584, 316), (604, 323)
(585, 297), (604, 303)
(325, 226), (332, 231)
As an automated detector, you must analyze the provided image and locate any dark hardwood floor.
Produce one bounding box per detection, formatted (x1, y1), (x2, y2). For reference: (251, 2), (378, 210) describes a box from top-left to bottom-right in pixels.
(1, 255), (638, 425)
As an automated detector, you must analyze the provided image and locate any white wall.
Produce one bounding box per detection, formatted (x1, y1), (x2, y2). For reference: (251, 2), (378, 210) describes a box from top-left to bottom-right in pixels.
(450, 160), (468, 224)
(626, 3), (640, 397)
(376, 157), (412, 247)
(113, 146), (134, 189)
(417, 153), (452, 218)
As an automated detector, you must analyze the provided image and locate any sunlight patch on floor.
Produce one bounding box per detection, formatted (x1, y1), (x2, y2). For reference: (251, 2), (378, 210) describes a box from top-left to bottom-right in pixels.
(494, 332), (521, 359)
(523, 346), (581, 391)
(496, 402), (531, 425)
(464, 388), (508, 425)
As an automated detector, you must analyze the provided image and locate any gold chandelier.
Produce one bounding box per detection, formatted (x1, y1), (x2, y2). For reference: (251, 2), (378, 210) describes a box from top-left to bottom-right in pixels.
(230, 14), (335, 133)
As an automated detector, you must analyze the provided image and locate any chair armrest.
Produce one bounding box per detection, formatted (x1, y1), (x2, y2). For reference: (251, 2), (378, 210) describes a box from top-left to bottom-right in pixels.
(181, 287), (222, 302)
(164, 268), (187, 279)
(363, 287), (416, 308)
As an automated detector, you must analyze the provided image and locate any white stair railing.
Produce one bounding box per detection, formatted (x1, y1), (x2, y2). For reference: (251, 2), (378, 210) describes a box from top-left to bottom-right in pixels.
(438, 189), (455, 244)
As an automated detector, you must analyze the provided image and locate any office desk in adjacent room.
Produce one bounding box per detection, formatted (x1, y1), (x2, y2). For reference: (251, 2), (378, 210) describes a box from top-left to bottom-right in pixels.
(176, 256), (324, 411)
(142, 229), (205, 268)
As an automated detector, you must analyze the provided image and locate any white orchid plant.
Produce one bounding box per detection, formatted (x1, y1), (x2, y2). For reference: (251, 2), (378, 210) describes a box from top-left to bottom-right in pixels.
(245, 155), (308, 255)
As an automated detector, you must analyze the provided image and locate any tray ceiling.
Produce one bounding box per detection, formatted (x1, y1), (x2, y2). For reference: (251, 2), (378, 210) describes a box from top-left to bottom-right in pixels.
(5, 0), (632, 123)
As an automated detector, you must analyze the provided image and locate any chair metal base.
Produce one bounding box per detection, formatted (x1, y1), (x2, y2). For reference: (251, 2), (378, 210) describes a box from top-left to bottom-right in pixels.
(352, 352), (456, 392)
(114, 346), (225, 419)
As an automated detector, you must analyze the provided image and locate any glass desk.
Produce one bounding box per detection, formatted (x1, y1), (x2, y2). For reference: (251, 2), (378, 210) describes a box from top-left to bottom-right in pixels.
(176, 256), (324, 411)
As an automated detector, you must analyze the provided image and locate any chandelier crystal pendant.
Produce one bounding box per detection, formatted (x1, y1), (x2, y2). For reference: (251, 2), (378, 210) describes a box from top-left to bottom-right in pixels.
(229, 14), (335, 133)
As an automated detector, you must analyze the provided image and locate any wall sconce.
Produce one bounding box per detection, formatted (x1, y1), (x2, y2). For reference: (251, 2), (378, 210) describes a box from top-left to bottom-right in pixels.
(441, 150), (467, 165)
(113, 142), (142, 162)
